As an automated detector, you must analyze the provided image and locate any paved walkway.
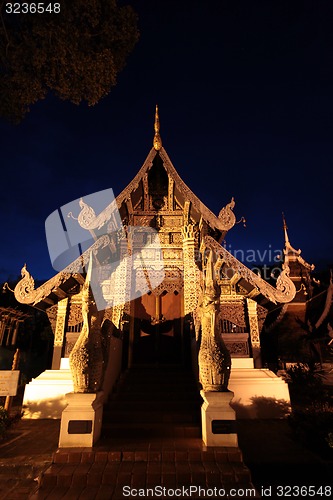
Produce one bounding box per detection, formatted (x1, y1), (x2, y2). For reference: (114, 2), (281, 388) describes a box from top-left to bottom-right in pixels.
(0, 418), (332, 499)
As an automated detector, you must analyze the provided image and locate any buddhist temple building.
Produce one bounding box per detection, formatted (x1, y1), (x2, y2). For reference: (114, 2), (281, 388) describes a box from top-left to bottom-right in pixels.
(14, 107), (297, 426)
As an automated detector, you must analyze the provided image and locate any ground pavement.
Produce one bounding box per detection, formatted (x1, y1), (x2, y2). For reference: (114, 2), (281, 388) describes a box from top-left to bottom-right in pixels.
(0, 417), (332, 499)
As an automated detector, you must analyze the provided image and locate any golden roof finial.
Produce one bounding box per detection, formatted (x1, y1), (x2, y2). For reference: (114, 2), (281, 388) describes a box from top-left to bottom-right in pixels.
(153, 104), (162, 151)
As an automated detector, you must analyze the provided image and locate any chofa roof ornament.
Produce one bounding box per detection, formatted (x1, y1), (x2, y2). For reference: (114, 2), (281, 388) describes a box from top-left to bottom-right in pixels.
(153, 104), (162, 151)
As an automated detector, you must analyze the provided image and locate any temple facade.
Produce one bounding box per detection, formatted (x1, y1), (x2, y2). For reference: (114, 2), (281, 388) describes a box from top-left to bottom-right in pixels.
(14, 107), (296, 421)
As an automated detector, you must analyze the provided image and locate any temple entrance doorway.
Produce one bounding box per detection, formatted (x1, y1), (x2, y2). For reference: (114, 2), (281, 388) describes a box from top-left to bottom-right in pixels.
(130, 290), (184, 365)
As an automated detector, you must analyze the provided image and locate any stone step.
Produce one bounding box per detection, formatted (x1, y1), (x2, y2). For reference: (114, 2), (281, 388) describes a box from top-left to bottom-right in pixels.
(35, 447), (259, 499)
(116, 373), (198, 389)
(111, 390), (200, 402)
(117, 367), (197, 383)
(105, 399), (201, 413)
(52, 447), (245, 464)
(102, 366), (202, 441)
(101, 423), (202, 438)
(103, 409), (200, 424)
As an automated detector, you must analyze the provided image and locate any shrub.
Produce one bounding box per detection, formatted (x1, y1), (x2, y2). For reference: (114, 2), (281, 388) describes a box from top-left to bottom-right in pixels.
(326, 432), (333, 449)
(0, 406), (9, 439)
(284, 362), (325, 387)
(288, 396), (333, 459)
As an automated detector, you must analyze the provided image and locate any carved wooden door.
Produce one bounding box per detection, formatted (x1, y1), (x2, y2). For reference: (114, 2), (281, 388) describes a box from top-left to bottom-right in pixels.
(132, 291), (183, 364)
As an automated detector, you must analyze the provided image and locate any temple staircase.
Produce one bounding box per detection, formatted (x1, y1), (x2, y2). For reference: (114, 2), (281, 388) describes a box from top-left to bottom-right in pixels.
(33, 365), (258, 498)
(101, 364), (202, 441)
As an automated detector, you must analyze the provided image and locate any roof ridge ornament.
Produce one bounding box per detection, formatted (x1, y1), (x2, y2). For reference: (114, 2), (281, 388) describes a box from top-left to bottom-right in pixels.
(282, 212), (315, 272)
(153, 104), (162, 151)
(282, 212), (301, 255)
(282, 212), (290, 245)
(204, 235), (296, 304)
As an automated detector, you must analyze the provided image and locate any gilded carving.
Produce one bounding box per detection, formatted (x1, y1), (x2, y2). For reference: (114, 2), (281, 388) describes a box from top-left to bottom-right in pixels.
(133, 215), (154, 226)
(168, 177), (174, 210)
(257, 303), (268, 333)
(69, 259), (104, 393)
(135, 268), (177, 295)
(77, 198), (98, 230)
(46, 304), (58, 336)
(220, 302), (246, 327)
(67, 301), (83, 327)
(197, 251), (231, 391)
(159, 148), (236, 232)
(247, 298), (260, 348)
(204, 236), (296, 304)
(14, 264), (71, 306)
(162, 249), (182, 260)
(162, 216), (183, 227)
(14, 236), (110, 306)
(218, 197), (236, 231)
(54, 298), (68, 347)
(182, 224), (199, 315)
(222, 340), (249, 357)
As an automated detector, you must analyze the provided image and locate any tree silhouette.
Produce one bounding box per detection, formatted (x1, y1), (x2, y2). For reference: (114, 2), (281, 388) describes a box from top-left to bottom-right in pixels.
(0, 0), (139, 122)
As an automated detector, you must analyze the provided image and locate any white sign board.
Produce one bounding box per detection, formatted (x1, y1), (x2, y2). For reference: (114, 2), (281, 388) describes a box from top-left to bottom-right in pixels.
(0, 371), (20, 396)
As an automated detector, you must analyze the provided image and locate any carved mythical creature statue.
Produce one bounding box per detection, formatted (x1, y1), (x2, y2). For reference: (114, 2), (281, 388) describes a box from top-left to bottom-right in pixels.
(69, 257), (104, 393)
(198, 250), (231, 391)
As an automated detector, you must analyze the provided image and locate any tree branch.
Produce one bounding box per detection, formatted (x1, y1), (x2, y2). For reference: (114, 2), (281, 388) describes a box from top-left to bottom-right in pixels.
(0, 1), (10, 57)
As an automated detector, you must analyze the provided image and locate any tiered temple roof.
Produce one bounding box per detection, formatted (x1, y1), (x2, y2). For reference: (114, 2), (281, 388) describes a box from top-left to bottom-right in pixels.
(14, 107), (296, 312)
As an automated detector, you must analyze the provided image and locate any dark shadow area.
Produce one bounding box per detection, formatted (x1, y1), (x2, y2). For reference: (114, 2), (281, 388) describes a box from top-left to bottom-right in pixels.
(237, 419), (333, 490)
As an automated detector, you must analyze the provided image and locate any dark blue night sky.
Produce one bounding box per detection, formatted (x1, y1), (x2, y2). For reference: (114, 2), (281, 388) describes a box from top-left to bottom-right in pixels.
(1, 0), (333, 283)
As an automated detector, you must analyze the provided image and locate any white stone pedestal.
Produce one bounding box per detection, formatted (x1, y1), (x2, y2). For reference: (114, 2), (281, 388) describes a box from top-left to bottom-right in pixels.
(58, 391), (104, 448)
(22, 368), (74, 419)
(200, 390), (238, 447)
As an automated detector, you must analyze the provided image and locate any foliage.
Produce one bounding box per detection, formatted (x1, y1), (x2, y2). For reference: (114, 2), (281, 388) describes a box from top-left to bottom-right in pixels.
(326, 432), (333, 449)
(0, 0), (139, 122)
(0, 405), (9, 438)
(283, 362), (325, 388)
(288, 398), (333, 459)
(0, 404), (24, 439)
(285, 362), (333, 459)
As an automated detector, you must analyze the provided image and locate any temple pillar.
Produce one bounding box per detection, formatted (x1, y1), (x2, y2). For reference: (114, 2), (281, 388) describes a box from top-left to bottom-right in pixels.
(111, 233), (132, 329)
(51, 298), (68, 369)
(246, 298), (262, 368)
(182, 224), (198, 316)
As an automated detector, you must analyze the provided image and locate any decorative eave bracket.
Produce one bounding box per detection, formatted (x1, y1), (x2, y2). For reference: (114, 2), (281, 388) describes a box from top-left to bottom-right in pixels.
(14, 235), (110, 307)
(204, 235), (296, 304)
